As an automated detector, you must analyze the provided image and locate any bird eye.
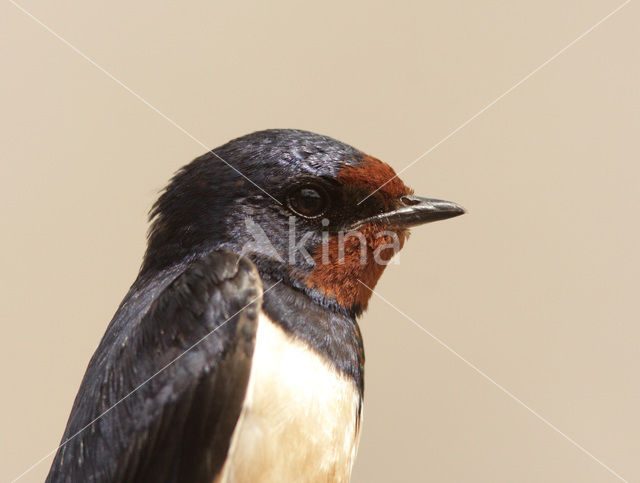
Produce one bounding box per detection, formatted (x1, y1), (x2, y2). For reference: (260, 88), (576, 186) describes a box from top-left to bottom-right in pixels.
(287, 184), (328, 219)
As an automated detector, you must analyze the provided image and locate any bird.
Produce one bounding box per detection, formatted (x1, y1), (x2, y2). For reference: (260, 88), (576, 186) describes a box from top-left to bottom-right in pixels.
(46, 129), (464, 483)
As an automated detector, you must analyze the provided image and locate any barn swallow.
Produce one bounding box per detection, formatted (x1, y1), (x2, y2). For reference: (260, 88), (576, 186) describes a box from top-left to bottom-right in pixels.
(46, 129), (464, 482)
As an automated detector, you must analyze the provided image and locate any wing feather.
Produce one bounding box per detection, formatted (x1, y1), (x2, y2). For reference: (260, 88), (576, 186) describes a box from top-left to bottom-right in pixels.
(46, 250), (262, 483)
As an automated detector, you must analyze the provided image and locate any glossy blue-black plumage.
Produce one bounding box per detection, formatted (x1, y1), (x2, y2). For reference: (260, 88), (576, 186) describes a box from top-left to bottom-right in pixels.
(47, 251), (262, 482)
(47, 130), (368, 483)
(142, 129), (362, 275)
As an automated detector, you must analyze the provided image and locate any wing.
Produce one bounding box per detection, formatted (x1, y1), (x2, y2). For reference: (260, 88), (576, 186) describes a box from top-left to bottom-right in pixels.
(47, 250), (262, 483)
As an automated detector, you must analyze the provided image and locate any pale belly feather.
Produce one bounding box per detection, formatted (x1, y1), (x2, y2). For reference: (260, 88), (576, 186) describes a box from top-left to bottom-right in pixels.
(215, 313), (362, 483)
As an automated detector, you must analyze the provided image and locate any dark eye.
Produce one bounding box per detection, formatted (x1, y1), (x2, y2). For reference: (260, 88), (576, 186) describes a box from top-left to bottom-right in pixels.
(287, 184), (328, 219)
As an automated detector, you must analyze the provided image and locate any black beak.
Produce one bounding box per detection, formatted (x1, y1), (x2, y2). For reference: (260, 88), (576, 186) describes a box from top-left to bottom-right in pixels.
(352, 195), (465, 229)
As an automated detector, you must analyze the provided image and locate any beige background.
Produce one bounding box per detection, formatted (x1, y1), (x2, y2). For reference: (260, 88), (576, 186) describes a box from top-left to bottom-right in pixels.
(1, 1), (638, 482)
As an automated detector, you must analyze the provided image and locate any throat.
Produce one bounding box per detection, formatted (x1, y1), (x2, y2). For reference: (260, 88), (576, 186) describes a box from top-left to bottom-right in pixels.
(303, 225), (406, 315)
(305, 259), (385, 314)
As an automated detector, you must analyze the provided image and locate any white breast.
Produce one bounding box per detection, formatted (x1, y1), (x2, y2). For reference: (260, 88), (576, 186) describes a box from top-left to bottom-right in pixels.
(216, 312), (362, 483)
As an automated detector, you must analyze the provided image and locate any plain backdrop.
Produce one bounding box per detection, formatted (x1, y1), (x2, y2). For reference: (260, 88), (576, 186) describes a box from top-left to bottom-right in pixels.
(1, 1), (638, 482)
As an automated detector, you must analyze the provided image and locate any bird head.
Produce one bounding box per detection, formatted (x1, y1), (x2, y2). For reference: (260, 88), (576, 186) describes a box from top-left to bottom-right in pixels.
(142, 129), (464, 317)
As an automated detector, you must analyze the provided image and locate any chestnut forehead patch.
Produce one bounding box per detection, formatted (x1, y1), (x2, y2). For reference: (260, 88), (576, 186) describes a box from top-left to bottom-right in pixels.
(336, 154), (413, 200)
